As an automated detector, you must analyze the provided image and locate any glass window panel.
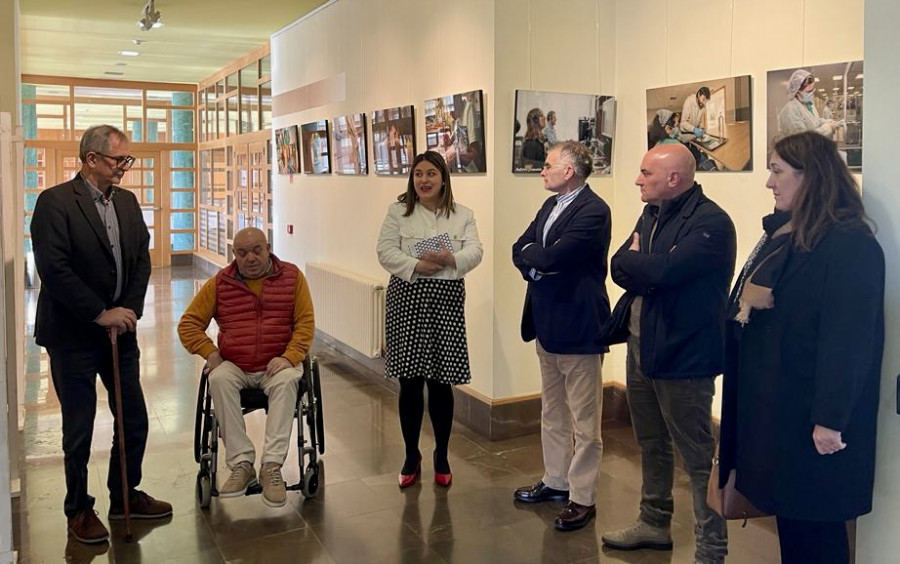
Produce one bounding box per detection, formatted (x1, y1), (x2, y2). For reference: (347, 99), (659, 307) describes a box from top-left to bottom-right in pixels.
(25, 193), (39, 212)
(171, 171), (195, 189)
(170, 212), (195, 230)
(217, 102), (226, 139)
(226, 72), (238, 92)
(171, 109), (194, 143)
(148, 228), (155, 250)
(147, 90), (194, 106)
(170, 150), (195, 168)
(126, 104), (143, 119)
(227, 96), (238, 136)
(24, 215), (32, 234)
(143, 171), (154, 186)
(216, 80), (225, 99)
(240, 63), (257, 87)
(126, 119), (142, 142)
(171, 232), (195, 251)
(260, 82), (272, 130)
(33, 84), (70, 99)
(142, 209), (154, 226)
(144, 188), (154, 203)
(260, 55), (271, 78)
(171, 191), (195, 209)
(74, 86), (141, 101)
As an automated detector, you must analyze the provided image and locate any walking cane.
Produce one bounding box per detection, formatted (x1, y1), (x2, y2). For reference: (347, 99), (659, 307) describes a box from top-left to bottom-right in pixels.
(110, 328), (134, 542)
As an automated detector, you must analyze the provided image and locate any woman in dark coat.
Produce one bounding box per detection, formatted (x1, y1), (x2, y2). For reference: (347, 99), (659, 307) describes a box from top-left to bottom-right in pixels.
(718, 131), (884, 564)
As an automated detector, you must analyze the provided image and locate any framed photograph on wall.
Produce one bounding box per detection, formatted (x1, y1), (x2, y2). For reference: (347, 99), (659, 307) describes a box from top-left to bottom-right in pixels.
(371, 105), (416, 175)
(332, 113), (368, 175)
(424, 89), (486, 174)
(646, 75), (753, 172)
(513, 90), (616, 175)
(274, 125), (300, 175)
(767, 61), (863, 171)
(301, 120), (331, 174)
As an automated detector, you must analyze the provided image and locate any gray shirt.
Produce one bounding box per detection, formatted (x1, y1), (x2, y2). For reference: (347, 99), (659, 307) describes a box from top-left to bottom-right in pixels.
(84, 179), (123, 302)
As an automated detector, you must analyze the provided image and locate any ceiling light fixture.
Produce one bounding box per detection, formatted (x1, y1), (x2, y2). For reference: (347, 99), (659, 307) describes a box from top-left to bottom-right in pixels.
(119, 50), (140, 57)
(137, 0), (163, 31)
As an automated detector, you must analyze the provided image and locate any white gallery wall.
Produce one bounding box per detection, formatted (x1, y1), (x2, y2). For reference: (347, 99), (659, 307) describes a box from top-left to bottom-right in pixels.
(270, 0), (864, 407)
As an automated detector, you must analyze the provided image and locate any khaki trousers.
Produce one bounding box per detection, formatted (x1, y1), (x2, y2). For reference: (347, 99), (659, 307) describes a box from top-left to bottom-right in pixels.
(208, 360), (300, 468)
(536, 341), (604, 506)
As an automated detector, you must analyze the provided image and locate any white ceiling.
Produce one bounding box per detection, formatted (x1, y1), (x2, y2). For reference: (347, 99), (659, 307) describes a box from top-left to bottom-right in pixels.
(19, 0), (329, 84)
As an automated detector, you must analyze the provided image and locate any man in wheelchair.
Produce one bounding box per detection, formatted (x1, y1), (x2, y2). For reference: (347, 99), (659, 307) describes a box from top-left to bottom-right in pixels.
(178, 227), (315, 507)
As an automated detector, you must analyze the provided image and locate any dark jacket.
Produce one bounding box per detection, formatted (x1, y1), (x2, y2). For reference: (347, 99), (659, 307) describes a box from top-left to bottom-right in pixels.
(610, 183), (736, 379)
(31, 173), (151, 349)
(719, 221), (884, 521)
(512, 185), (611, 354)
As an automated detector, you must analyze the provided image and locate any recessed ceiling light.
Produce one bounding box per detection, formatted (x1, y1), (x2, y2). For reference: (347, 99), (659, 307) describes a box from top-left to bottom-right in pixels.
(105, 71), (125, 76)
(114, 62), (127, 66)
(132, 39), (145, 45)
(832, 75), (843, 81)
(119, 50), (140, 57)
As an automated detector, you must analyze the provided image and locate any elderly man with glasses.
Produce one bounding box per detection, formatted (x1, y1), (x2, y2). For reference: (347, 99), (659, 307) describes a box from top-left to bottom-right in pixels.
(511, 140), (612, 531)
(31, 124), (172, 545)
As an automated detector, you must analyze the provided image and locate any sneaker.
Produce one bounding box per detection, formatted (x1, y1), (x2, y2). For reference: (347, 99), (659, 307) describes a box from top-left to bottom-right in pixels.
(219, 461), (257, 498)
(601, 520), (673, 551)
(67, 509), (109, 544)
(260, 462), (286, 508)
(109, 490), (173, 520)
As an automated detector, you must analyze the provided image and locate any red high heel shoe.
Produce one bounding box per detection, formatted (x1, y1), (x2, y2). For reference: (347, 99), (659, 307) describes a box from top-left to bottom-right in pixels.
(434, 471), (452, 487)
(398, 455), (422, 488)
(433, 452), (452, 487)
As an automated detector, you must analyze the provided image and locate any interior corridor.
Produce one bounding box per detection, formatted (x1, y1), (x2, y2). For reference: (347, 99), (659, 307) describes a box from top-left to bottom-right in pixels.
(12, 267), (779, 563)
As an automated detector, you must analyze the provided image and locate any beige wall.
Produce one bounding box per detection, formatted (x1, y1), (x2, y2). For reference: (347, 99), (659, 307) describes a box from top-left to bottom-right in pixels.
(270, 0), (864, 405)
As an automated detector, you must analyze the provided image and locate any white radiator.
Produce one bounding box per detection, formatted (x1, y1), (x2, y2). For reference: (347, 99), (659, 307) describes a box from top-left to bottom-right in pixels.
(306, 262), (385, 358)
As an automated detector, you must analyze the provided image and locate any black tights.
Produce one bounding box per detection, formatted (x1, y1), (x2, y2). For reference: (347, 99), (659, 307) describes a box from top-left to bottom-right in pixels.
(776, 516), (850, 564)
(398, 378), (454, 474)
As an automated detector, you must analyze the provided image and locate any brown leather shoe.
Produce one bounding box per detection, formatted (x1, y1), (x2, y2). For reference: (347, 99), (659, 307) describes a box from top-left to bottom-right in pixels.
(109, 490), (173, 520)
(554, 501), (596, 531)
(67, 509), (110, 544)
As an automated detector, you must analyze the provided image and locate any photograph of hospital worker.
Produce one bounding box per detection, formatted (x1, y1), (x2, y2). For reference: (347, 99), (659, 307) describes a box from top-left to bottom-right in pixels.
(513, 90), (616, 174)
(646, 75), (753, 172)
(766, 61), (864, 170)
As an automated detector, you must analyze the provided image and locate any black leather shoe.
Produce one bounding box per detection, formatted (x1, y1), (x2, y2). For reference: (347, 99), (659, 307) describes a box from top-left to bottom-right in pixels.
(554, 501), (596, 531)
(514, 481), (569, 503)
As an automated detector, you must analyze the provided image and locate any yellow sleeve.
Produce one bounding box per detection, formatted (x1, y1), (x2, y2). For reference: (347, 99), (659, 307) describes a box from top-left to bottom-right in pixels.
(177, 277), (219, 359)
(281, 271), (315, 366)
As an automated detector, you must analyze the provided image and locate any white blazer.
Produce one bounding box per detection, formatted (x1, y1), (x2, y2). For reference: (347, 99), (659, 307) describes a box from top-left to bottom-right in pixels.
(376, 201), (483, 282)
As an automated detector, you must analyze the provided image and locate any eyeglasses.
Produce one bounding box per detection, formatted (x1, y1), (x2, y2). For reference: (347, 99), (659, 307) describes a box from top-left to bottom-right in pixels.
(94, 152), (136, 169)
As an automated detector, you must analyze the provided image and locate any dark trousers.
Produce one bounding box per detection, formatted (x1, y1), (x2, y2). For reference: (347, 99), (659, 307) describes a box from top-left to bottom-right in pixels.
(626, 336), (728, 562)
(48, 337), (148, 518)
(776, 516), (849, 564)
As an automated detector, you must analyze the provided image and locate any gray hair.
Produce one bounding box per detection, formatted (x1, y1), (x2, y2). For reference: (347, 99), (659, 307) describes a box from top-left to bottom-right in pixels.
(79, 125), (128, 162)
(555, 140), (593, 179)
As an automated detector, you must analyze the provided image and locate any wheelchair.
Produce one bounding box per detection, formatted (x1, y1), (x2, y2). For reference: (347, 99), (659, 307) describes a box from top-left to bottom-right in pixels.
(193, 356), (325, 508)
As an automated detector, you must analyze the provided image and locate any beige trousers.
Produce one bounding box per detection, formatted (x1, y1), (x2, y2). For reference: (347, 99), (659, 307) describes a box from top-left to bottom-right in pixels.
(208, 360), (300, 468)
(536, 341), (604, 506)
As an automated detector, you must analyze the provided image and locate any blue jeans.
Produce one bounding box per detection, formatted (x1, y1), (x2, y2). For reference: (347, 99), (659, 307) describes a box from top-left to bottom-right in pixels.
(626, 336), (727, 562)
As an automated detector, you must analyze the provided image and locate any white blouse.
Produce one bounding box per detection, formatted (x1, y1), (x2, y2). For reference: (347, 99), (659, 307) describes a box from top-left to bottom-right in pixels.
(376, 201), (483, 282)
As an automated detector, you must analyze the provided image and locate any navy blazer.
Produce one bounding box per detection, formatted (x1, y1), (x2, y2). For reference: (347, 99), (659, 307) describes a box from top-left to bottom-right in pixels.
(31, 173), (151, 349)
(512, 185), (611, 354)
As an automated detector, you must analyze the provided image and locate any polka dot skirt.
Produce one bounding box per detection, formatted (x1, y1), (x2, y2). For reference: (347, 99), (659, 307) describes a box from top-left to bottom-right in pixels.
(384, 276), (471, 385)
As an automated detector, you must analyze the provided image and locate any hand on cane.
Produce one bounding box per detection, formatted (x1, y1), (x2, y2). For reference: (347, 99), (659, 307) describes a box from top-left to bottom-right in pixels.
(96, 307), (137, 333)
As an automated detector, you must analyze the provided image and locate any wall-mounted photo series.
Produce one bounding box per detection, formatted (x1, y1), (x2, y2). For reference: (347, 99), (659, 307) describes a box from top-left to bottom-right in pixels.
(301, 120), (331, 174)
(513, 90), (616, 175)
(332, 113), (368, 175)
(275, 125), (300, 175)
(424, 90), (486, 174)
(646, 75), (752, 172)
(766, 61), (863, 171)
(371, 105), (416, 176)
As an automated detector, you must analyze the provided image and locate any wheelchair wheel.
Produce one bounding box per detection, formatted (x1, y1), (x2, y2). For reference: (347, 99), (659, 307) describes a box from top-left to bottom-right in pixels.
(301, 462), (320, 499)
(312, 361), (325, 454)
(196, 471), (212, 509)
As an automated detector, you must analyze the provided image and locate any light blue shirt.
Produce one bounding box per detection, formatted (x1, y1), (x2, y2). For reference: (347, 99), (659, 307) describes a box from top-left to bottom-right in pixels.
(530, 183), (587, 280)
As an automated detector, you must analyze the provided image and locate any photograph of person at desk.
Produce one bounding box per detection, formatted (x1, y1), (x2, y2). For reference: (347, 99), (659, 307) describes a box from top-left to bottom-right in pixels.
(646, 75), (753, 172)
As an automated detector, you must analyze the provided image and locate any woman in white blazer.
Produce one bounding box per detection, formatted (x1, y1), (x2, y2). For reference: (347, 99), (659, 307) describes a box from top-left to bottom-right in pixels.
(376, 151), (483, 489)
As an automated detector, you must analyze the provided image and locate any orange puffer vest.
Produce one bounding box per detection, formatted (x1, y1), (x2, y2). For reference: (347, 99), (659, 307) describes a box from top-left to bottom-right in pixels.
(215, 255), (299, 372)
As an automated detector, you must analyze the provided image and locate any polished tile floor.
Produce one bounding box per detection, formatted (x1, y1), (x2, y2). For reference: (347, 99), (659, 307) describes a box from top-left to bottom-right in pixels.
(12, 267), (779, 563)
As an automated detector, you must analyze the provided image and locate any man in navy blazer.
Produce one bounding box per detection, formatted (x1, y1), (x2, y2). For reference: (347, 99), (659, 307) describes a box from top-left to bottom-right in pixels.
(512, 141), (611, 531)
(31, 125), (172, 545)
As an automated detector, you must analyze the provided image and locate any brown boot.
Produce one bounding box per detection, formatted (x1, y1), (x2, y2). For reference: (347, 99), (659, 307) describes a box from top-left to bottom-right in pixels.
(67, 509), (109, 544)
